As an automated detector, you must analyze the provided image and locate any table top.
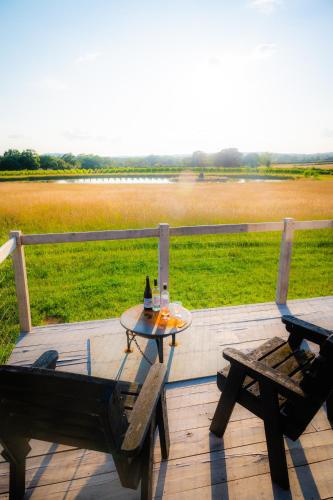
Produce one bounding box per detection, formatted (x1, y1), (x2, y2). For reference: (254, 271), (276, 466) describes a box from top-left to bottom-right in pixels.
(120, 304), (192, 338)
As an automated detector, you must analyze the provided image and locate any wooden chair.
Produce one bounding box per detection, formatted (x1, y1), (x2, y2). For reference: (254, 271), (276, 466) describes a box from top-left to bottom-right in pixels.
(0, 350), (169, 500)
(210, 315), (333, 490)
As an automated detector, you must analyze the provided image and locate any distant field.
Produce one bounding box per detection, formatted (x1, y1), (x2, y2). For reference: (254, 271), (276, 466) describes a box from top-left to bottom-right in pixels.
(1, 180), (332, 234)
(0, 163), (333, 181)
(273, 163), (333, 169)
(0, 180), (332, 361)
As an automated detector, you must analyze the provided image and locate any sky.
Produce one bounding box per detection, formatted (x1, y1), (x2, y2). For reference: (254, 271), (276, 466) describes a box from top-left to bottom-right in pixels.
(0, 0), (333, 156)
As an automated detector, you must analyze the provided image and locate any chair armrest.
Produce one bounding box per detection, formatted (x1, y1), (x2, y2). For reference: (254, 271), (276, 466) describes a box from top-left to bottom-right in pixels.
(223, 348), (305, 402)
(282, 315), (332, 346)
(121, 363), (167, 456)
(31, 350), (58, 369)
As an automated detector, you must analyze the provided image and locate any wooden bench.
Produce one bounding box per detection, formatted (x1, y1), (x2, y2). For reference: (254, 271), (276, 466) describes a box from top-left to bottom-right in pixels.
(0, 350), (169, 500)
(210, 315), (333, 490)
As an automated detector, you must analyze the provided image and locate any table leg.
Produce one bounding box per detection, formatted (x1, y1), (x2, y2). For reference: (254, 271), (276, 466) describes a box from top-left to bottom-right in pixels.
(169, 334), (179, 347)
(155, 337), (164, 363)
(125, 330), (134, 353)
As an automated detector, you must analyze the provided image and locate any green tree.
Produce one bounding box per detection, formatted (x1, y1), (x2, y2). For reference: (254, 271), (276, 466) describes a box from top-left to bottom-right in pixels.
(215, 148), (242, 168)
(40, 155), (59, 169)
(20, 149), (40, 170)
(259, 152), (272, 168)
(61, 153), (77, 166)
(1, 149), (22, 170)
(56, 158), (71, 170)
(242, 153), (259, 168)
(79, 155), (101, 169)
(192, 151), (207, 168)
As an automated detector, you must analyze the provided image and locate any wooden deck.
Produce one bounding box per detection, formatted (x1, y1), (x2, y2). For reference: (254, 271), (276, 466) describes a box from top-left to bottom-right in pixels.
(1, 296), (333, 499)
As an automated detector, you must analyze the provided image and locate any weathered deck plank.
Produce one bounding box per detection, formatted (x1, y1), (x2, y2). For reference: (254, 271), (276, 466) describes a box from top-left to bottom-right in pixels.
(1, 296), (333, 498)
(7, 296), (333, 384)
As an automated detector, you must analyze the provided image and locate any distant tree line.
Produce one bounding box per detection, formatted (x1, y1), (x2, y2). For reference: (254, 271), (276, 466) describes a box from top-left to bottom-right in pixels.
(0, 148), (333, 171)
(191, 149), (333, 168)
(191, 149), (272, 168)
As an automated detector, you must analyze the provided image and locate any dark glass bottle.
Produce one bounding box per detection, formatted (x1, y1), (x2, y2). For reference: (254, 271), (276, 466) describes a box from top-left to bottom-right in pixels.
(144, 276), (153, 310)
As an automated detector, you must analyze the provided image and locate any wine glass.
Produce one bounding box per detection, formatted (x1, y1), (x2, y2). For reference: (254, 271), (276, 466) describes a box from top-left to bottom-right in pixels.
(171, 301), (182, 318)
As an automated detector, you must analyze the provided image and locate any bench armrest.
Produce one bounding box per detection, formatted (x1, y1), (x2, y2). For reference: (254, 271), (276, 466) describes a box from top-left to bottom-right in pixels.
(121, 363), (167, 456)
(282, 315), (332, 346)
(31, 350), (58, 369)
(223, 348), (305, 402)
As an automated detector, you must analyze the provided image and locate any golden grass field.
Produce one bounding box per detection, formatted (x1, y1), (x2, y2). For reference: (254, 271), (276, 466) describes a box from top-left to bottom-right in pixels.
(0, 179), (333, 237)
(0, 179), (332, 361)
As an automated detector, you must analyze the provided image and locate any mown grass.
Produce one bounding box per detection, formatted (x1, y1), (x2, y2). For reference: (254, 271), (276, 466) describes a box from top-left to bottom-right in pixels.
(22, 230), (332, 327)
(0, 180), (332, 360)
(0, 259), (18, 363)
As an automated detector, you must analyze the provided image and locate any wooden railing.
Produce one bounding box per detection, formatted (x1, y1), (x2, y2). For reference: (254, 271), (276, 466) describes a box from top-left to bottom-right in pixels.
(0, 218), (332, 334)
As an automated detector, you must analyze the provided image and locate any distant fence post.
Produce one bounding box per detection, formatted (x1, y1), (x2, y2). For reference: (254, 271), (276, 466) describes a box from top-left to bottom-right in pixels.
(276, 218), (295, 305)
(10, 230), (32, 333)
(158, 223), (170, 289)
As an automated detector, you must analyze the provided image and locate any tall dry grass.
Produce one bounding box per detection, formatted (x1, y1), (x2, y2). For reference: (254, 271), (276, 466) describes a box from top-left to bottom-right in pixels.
(0, 180), (332, 237)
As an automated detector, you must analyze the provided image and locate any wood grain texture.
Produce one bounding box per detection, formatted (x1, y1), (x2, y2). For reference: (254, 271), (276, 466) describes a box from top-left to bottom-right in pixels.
(122, 364), (166, 454)
(169, 221), (284, 236)
(294, 219), (333, 230)
(9, 230), (31, 333)
(18, 219), (333, 247)
(2, 297), (333, 498)
(158, 222), (170, 289)
(0, 379), (332, 498)
(0, 237), (16, 264)
(120, 304), (192, 338)
(8, 297), (333, 385)
(21, 227), (159, 245)
(276, 217), (295, 305)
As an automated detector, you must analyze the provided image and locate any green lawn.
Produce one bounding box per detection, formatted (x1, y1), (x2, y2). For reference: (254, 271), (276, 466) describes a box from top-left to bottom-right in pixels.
(1, 229), (332, 362)
(24, 229), (333, 323)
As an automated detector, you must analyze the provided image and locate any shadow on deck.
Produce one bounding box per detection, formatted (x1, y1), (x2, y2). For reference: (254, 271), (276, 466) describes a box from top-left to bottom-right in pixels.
(1, 296), (333, 499)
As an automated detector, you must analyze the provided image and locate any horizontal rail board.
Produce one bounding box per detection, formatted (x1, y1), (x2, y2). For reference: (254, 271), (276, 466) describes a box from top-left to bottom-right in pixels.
(169, 222), (284, 237)
(0, 237), (16, 264)
(294, 220), (333, 230)
(21, 228), (159, 245)
(20, 219), (333, 246)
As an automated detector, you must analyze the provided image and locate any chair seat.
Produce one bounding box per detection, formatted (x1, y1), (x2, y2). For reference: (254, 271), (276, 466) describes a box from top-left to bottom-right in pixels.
(217, 336), (315, 398)
(210, 316), (333, 491)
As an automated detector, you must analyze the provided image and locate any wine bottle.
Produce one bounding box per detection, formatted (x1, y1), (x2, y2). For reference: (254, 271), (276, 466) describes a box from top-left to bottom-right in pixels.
(144, 276), (153, 310)
(152, 278), (160, 311)
(160, 282), (170, 316)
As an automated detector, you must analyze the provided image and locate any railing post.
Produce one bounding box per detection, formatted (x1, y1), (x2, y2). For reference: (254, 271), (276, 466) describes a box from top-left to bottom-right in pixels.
(158, 223), (170, 289)
(276, 218), (295, 305)
(10, 230), (32, 333)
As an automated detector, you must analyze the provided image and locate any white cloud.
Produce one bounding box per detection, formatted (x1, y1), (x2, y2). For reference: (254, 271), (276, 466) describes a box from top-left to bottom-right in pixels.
(75, 51), (101, 64)
(7, 133), (27, 139)
(62, 129), (106, 142)
(251, 43), (277, 59)
(322, 128), (333, 139)
(38, 77), (68, 91)
(208, 56), (221, 66)
(249, 0), (282, 13)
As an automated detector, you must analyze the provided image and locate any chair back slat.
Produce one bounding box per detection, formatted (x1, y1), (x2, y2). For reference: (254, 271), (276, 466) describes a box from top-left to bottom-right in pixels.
(0, 352), (165, 497)
(299, 334), (333, 397)
(281, 334), (333, 439)
(0, 365), (128, 454)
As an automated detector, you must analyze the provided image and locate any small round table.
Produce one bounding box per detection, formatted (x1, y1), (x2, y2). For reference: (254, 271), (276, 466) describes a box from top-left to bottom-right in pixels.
(120, 304), (192, 363)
